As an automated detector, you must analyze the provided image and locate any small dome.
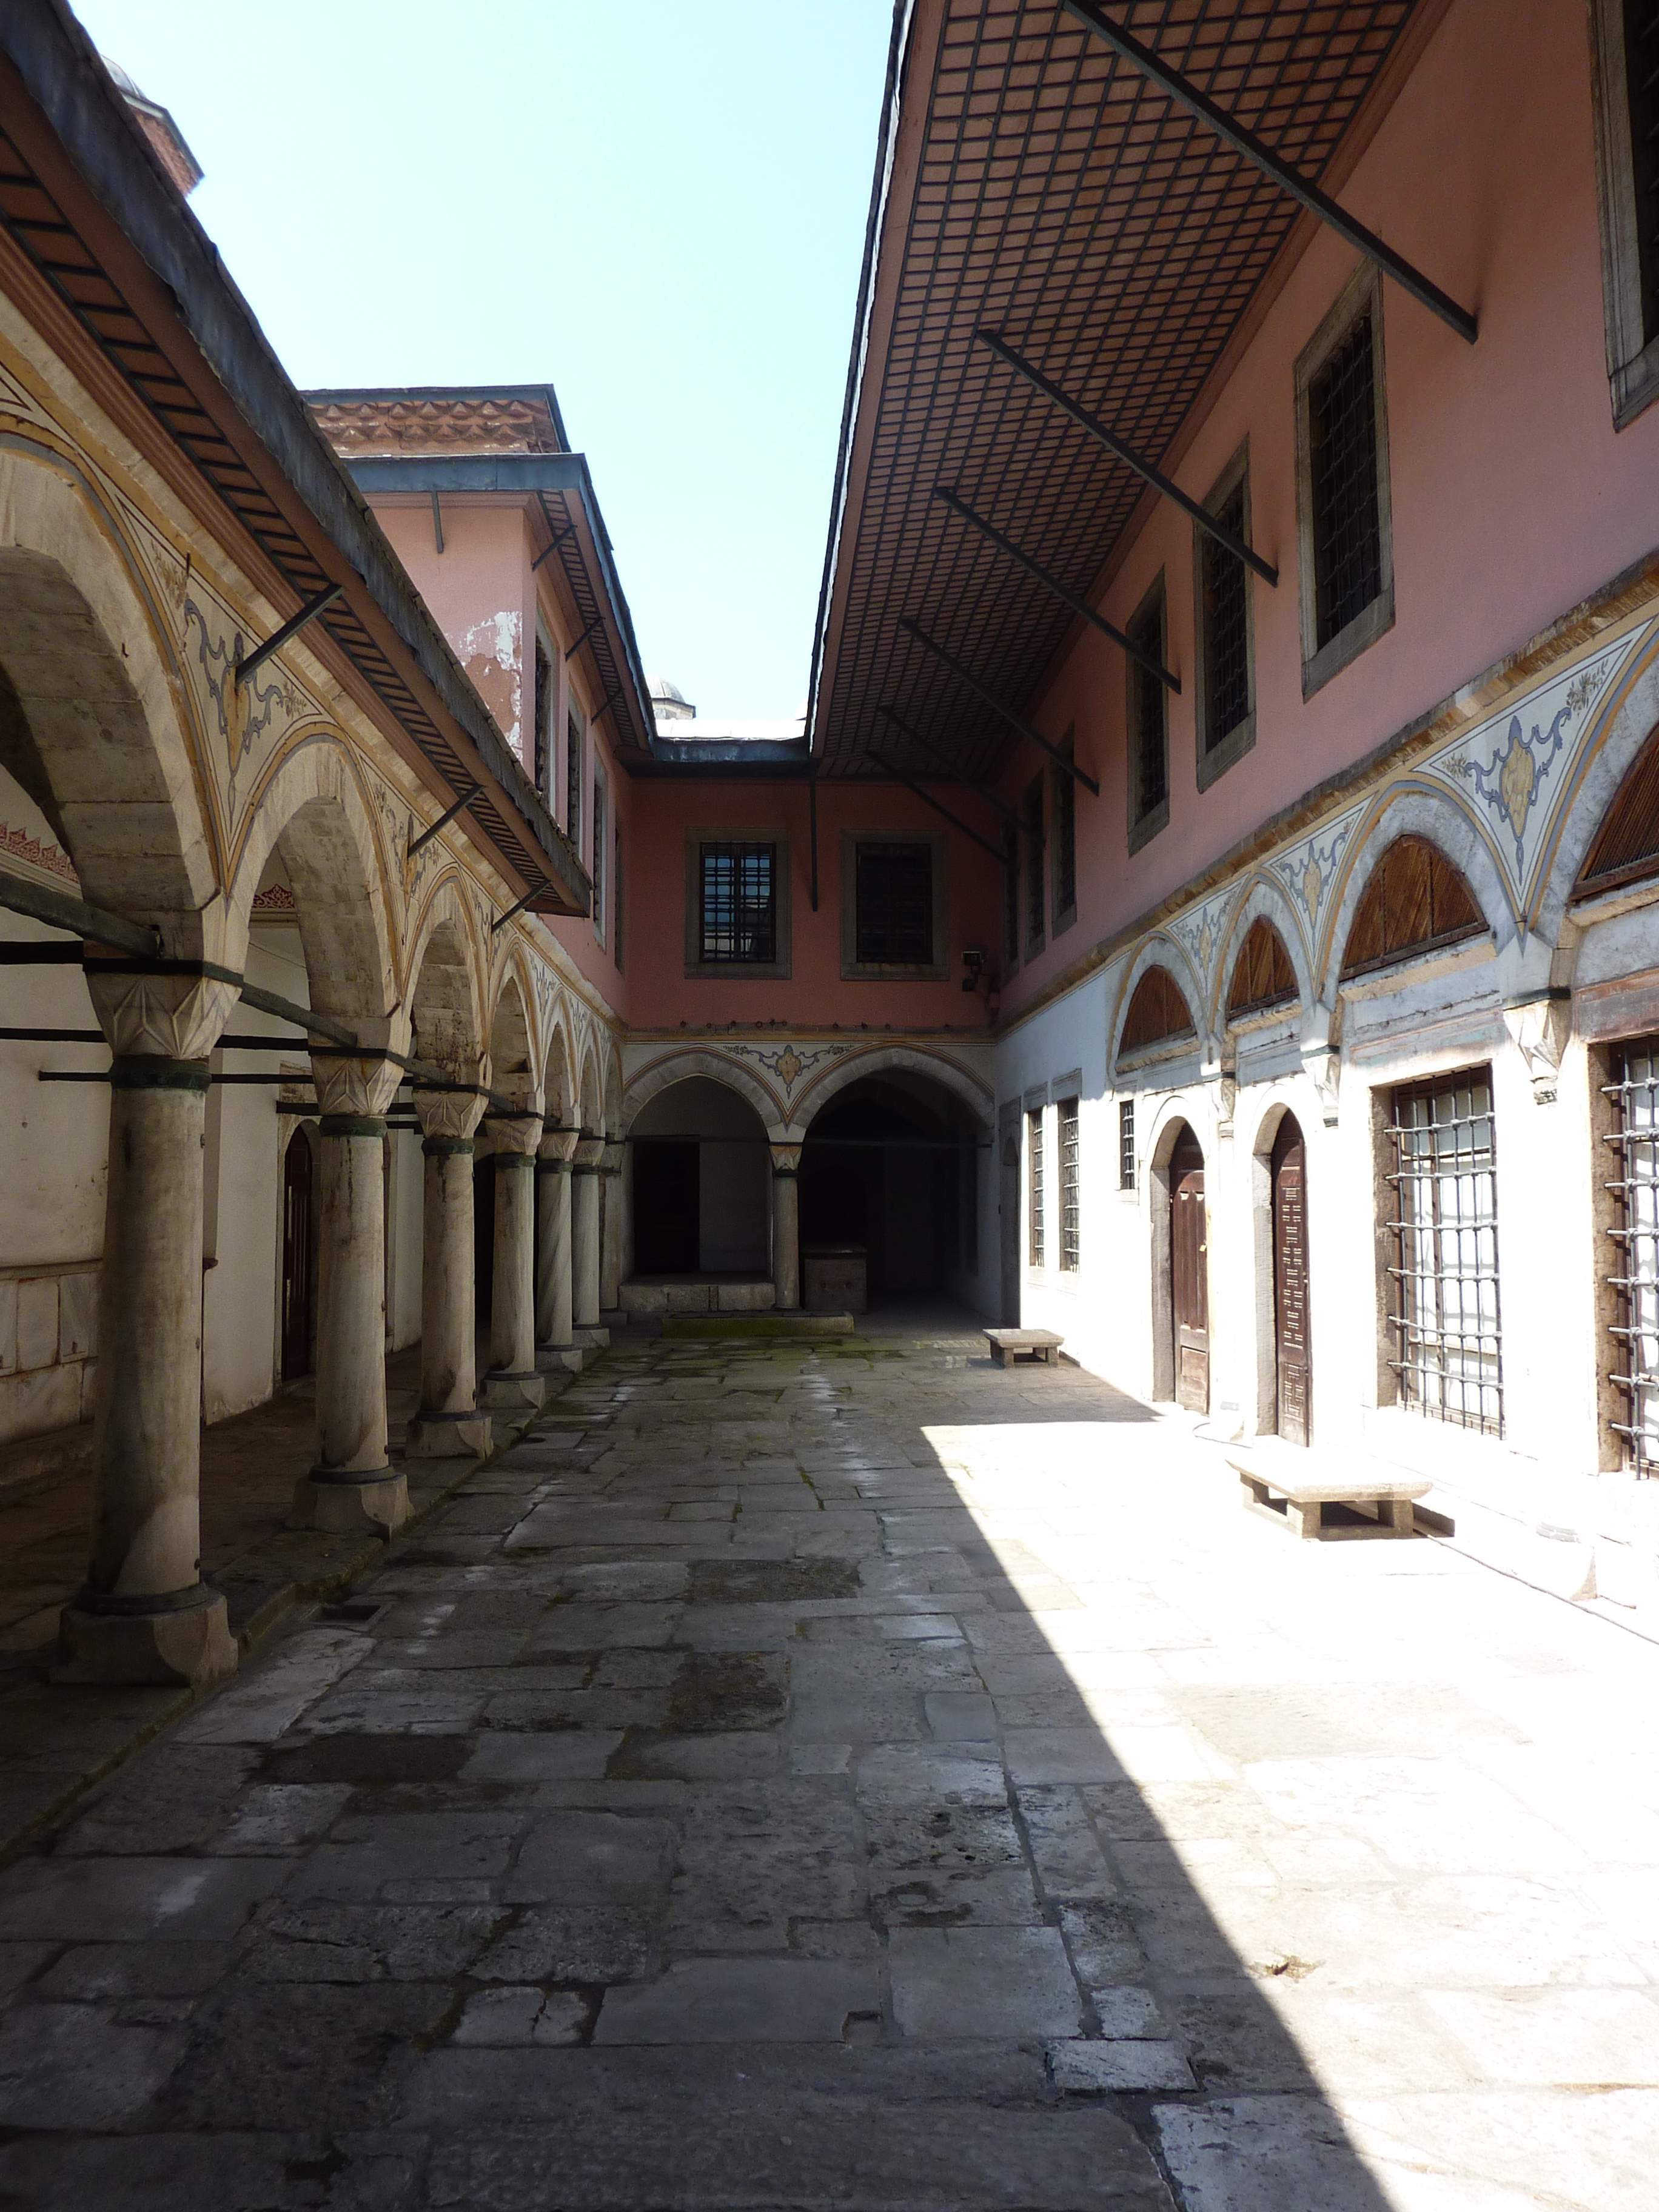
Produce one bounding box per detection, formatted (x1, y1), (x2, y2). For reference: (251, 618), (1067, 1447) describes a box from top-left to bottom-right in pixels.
(647, 675), (686, 705)
(647, 674), (695, 722)
(101, 55), (146, 99)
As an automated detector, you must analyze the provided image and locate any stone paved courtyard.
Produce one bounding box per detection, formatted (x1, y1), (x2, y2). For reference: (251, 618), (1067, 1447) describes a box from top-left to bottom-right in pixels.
(0, 1325), (1655, 2208)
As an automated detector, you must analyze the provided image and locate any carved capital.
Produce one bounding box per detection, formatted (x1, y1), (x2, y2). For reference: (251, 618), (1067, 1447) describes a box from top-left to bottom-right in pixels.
(1303, 1046), (1341, 1127)
(573, 1138), (605, 1171)
(770, 1143), (803, 1176)
(600, 1142), (625, 1176)
(538, 1126), (580, 1165)
(310, 1051), (402, 1119)
(412, 1083), (486, 1142)
(1503, 991), (1571, 1107)
(87, 967), (239, 1061)
(1215, 1074), (1238, 1142)
(492, 1112), (545, 1159)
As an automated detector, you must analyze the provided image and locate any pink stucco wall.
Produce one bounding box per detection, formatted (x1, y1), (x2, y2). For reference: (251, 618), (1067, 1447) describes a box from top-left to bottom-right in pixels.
(994, 0), (1659, 1015)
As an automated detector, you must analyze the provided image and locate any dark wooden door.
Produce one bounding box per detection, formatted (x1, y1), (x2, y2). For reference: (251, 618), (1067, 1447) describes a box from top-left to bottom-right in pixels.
(280, 1130), (313, 1381)
(1272, 1113), (1311, 1445)
(1170, 1125), (1208, 1413)
(999, 1122), (1021, 1325)
(633, 1139), (699, 1273)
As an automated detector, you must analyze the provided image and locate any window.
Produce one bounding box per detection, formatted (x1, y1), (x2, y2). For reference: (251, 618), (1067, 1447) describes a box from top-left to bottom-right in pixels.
(1386, 1070), (1502, 1436)
(533, 637), (553, 797)
(1339, 836), (1484, 982)
(1052, 734), (1076, 934)
(1195, 450), (1255, 788)
(591, 768), (606, 945)
(614, 817), (624, 972)
(1028, 1108), (1045, 1267)
(1607, 1039), (1659, 1472)
(1295, 266), (1393, 695)
(566, 709), (583, 843)
(1589, 0), (1659, 423)
(1119, 965), (1196, 1057)
(856, 843), (932, 965)
(840, 831), (945, 978)
(1119, 1098), (1137, 1191)
(699, 843), (774, 963)
(1024, 774), (1045, 956)
(1127, 575), (1168, 851)
(1059, 1096), (1080, 1271)
(1575, 717), (1659, 897)
(1003, 819), (1020, 970)
(1227, 917), (1298, 1019)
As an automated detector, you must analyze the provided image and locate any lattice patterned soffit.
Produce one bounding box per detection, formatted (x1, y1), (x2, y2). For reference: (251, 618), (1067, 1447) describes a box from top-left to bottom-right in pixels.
(307, 394), (564, 458)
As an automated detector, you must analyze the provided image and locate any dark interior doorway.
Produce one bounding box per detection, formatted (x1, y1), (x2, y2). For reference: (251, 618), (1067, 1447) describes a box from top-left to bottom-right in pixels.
(1170, 1122), (1209, 1414)
(634, 1139), (700, 1273)
(281, 1125), (315, 1381)
(1272, 1112), (1311, 1445)
(799, 1074), (979, 1310)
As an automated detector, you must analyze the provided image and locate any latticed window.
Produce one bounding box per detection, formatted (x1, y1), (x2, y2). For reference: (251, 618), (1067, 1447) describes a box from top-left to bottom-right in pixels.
(1054, 739), (1076, 923)
(1028, 1109), (1045, 1267)
(1059, 1097), (1080, 1271)
(1387, 1070), (1503, 1436)
(614, 820), (624, 971)
(566, 711), (583, 843)
(1309, 312), (1382, 649)
(699, 842), (776, 964)
(1624, 0), (1659, 348)
(1024, 776), (1045, 950)
(1130, 592), (1167, 825)
(856, 842), (932, 965)
(1119, 1099), (1136, 1191)
(591, 773), (606, 941)
(1199, 478), (1250, 752)
(1606, 1039), (1659, 1472)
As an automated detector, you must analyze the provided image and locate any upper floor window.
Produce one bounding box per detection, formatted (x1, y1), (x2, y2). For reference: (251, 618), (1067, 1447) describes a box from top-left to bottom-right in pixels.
(614, 816), (625, 973)
(533, 636), (553, 798)
(698, 840), (776, 965)
(1195, 449), (1255, 788)
(1127, 575), (1168, 852)
(842, 831), (945, 978)
(591, 766), (607, 946)
(1002, 819), (1020, 973)
(1023, 774), (1045, 956)
(1590, 1), (1659, 424)
(1295, 266), (1393, 697)
(566, 708), (584, 844)
(1052, 734), (1077, 936)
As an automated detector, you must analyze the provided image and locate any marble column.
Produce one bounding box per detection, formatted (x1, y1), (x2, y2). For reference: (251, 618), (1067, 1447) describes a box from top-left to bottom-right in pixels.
(56, 967), (241, 1687)
(484, 1111), (545, 1410)
(599, 1141), (626, 1314)
(290, 1050), (409, 1537)
(536, 1127), (578, 1349)
(771, 1142), (802, 1311)
(572, 1137), (603, 1329)
(404, 1079), (491, 1460)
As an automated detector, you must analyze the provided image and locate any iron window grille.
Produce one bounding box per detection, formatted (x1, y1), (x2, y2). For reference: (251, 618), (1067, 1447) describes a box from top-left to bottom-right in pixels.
(591, 773), (606, 942)
(1059, 1096), (1080, 1271)
(1129, 592), (1168, 830)
(533, 640), (552, 797)
(699, 842), (777, 965)
(855, 842), (933, 967)
(1604, 1038), (1659, 1472)
(1199, 480), (1251, 751)
(1053, 739), (1076, 927)
(1119, 1099), (1136, 1191)
(1626, 1), (1659, 349)
(566, 711), (583, 844)
(1309, 311), (1383, 651)
(1386, 1070), (1503, 1436)
(1024, 775), (1045, 952)
(1003, 820), (1020, 967)
(614, 820), (624, 972)
(1028, 1109), (1045, 1267)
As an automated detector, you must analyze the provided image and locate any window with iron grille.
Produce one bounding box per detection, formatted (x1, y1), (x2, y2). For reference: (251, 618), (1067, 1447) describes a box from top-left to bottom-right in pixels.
(1589, 2), (1659, 423)
(1024, 775), (1045, 953)
(1387, 1070), (1503, 1436)
(1295, 270), (1392, 693)
(533, 638), (552, 797)
(1606, 1039), (1659, 1471)
(856, 842), (932, 966)
(699, 843), (776, 964)
(1059, 1096), (1080, 1270)
(1119, 1098), (1136, 1190)
(1028, 1108), (1045, 1267)
(1127, 578), (1168, 848)
(1624, 0), (1659, 344)
(591, 769), (606, 944)
(566, 710), (583, 843)
(1003, 819), (1020, 968)
(1196, 459), (1253, 784)
(614, 819), (624, 972)
(1053, 736), (1076, 931)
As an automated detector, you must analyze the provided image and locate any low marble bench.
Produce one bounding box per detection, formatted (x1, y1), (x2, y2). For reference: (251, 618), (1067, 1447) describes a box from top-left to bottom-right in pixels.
(985, 1327), (1064, 1368)
(1228, 1448), (1430, 1540)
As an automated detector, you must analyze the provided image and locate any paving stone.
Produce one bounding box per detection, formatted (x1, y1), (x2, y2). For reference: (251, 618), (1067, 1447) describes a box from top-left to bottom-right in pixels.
(461, 1729), (624, 1781)
(1050, 2037), (1197, 2092)
(475, 1904), (662, 1984)
(0, 2001), (186, 2127)
(506, 1811), (677, 1903)
(453, 1985), (590, 2045)
(592, 1956), (880, 2043)
(0, 1855), (289, 1942)
(240, 1900), (507, 1981)
(0, 2133), (420, 2212)
(889, 1926), (1084, 2041)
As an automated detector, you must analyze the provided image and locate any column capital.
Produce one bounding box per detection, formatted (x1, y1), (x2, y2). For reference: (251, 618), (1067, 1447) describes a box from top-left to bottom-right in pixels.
(538, 1126), (580, 1165)
(599, 1141), (626, 1176)
(309, 1050), (402, 1120)
(572, 1137), (605, 1171)
(489, 1112), (544, 1159)
(412, 1080), (486, 1144)
(770, 1142), (803, 1177)
(85, 962), (239, 1061)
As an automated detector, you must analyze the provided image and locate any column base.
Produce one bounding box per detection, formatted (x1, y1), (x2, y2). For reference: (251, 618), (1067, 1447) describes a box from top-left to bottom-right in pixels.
(481, 1370), (547, 1412)
(289, 1467), (411, 1537)
(571, 1326), (611, 1351)
(404, 1409), (495, 1461)
(53, 1583), (236, 1689)
(537, 1344), (583, 1377)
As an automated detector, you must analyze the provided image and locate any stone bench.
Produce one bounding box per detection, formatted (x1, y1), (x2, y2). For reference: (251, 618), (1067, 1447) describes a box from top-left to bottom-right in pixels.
(1228, 1447), (1430, 1540)
(985, 1327), (1065, 1368)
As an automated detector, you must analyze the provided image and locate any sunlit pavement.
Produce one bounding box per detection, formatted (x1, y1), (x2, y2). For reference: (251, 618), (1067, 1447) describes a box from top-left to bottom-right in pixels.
(0, 1327), (1655, 2209)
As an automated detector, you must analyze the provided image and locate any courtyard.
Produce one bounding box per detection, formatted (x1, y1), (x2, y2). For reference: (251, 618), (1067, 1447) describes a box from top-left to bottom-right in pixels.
(0, 1326), (1648, 2209)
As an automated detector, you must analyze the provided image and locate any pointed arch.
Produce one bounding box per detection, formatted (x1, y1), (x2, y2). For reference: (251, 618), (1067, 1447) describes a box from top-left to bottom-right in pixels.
(622, 1048), (786, 1139)
(405, 872), (485, 1070)
(578, 1041), (605, 1134)
(1574, 715), (1659, 900)
(486, 967), (536, 1109)
(1227, 917), (1299, 1019)
(1121, 965), (1198, 1054)
(1338, 834), (1484, 983)
(1109, 935), (1206, 1076)
(541, 997), (579, 1130)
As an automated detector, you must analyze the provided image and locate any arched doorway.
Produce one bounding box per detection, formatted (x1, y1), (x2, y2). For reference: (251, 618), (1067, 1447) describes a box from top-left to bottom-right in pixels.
(799, 1072), (982, 1315)
(280, 1125), (317, 1381)
(1168, 1123), (1208, 1413)
(630, 1077), (769, 1278)
(1270, 1113), (1310, 1444)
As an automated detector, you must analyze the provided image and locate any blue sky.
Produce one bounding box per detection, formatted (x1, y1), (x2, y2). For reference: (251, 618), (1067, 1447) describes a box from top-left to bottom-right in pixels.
(71, 2), (895, 717)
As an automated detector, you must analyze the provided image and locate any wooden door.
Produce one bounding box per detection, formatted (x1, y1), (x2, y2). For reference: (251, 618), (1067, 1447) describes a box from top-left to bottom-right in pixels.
(1271, 1113), (1312, 1445)
(280, 1130), (313, 1381)
(999, 1119), (1021, 1325)
(632, 1139), (699, 1273)
(1170, 1125), (1208, 1413)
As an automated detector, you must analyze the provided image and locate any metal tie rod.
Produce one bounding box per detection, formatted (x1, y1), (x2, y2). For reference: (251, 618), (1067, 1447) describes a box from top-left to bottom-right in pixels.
(235, 581), (344, 687)
(873, 705), (1022, 831)
(1058, 0), (1477, 346)
(977, 331), (1278, 586)
(898, 618), (1101, 796)
(933, 486), (1181, 690)
(863, 752), (1010, 865)
(408, 783), (482, 861)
